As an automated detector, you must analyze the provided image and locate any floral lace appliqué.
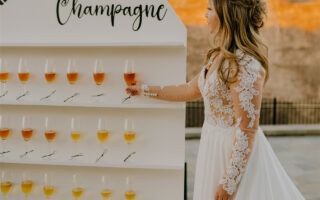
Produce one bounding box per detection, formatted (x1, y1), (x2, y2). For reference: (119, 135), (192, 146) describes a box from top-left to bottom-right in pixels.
(217, 50), (265, 195)
(219, 117), (251, 195)
(233, 58), (264, 128)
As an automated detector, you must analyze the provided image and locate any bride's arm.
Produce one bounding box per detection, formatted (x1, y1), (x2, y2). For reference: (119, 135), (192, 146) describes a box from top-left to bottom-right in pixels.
(126, 70), (203, 102)
(215, 58), (266, 199)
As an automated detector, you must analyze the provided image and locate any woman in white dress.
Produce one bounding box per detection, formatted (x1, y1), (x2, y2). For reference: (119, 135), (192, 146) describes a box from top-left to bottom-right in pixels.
(126, 0), (306, 199)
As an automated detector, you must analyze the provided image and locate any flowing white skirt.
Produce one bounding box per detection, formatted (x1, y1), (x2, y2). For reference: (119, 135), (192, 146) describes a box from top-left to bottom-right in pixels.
(192, 120), (306, 200)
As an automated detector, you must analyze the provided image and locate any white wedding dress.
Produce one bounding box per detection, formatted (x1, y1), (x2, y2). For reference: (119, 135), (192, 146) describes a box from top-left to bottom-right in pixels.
(192, 49), (306, 200)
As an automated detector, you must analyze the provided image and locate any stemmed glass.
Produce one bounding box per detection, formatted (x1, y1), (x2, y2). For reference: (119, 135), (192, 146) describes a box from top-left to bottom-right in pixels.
(96, 118), (109, 163)
(100, 175), (112, 200)
(72, 174), (84, 200)
(20, 115), (34, 158)
(0, 114), (11, 156)
(1, 170), (13, 199)
(70, 117), (83, 160)
(122, 59), (136, 103)
(17, 57), (30, 101)
(42, 117), (56, 159)
(124, 175), (136, 200)
(92, 58), (106, 100)
(21, 171), (34, 200)
(0, 57), (9, 98)
(65, 58), (80, 102)
(123, 118), (136, 163)
(41, 58), (57, 101)
(43, 172), (55, 199)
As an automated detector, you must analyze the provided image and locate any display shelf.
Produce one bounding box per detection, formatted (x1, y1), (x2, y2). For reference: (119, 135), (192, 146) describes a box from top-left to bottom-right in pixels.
(0, 159), (184, 170)
(0, 0), (186, 199)
(0, 100), (185, 109)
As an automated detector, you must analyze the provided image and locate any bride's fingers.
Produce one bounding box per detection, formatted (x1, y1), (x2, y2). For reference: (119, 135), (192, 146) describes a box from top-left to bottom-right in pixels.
(214, 193), (219, 200)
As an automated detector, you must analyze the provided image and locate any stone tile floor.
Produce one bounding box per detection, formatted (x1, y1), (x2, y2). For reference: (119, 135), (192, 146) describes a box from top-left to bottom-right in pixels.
(186, 135), (320, 200)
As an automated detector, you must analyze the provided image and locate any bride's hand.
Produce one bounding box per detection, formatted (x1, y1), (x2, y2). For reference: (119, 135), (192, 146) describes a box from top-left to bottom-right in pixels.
(214, 184), (234, 200)
(125, 81), (143, 96)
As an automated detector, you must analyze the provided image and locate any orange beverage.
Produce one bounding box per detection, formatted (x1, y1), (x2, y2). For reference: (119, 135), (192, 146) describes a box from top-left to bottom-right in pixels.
(97, 130), (109, 143)
(45, 130), (56, 142)
(1, 181), (12, 195)
(21, 128), (34, 141)
(71, 131), (82, 142)
(0, 72), (10, 83)
(0, 128), (11, 140)
(72, 187), (83, 199)
(67, 72), (79, 84)
(101, 189), (112, 199)
(18, 72), (30, 83)
(124, 132), (136, 144)
(124, 73), (136, 86)
(45, 73), (56, 83)
(43, 185), (55, 197)
(125, 190), (136, 200)
(21, 180), (33, 195)
(93, 73), (105, 85)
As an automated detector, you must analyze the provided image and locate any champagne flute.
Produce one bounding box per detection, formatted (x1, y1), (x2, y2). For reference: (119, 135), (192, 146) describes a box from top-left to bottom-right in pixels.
(70, 117), (83, 159)
(67, 59), (79, 85)
(1, 170), (13, 199)
(72, 174), (84, 200)
(0, 57), (9, 98)
(124, 175), (136, 200)
(45, 58), (57, 83)
(100, 175), (112, 200)
(0, 115), (11, 156)
(123, 118), (136, 163)
(42, 117), (56, 159)
(92, 59), (106, 99)
(96, 118), (109, 162)
(20, 115), (34, 158)
(122, 59), (136, 103)
(17, 57), (30, 100)
(41, 58), (57, 101)
(21, 172), (34, 199)
(65, 59), (80, 102)
(43, 172), (55, 199)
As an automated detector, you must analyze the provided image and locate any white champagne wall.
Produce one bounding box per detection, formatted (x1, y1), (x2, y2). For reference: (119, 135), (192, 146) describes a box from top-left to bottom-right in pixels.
(0, 0), (187, 199)
(0, 46), (186, 200)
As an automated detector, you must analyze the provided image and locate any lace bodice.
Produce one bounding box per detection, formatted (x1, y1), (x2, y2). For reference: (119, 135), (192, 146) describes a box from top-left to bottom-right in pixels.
(198, 49), (265, 129)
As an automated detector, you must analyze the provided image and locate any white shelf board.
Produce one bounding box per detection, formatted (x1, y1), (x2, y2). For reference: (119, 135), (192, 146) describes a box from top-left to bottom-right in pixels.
(0, 42), (186, 48)
(0, 100), (185, 109)
(0, 159), (184, 170)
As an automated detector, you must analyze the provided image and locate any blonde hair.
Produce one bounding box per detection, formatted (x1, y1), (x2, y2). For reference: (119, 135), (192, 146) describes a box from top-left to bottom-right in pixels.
(205, 0), (269, 86)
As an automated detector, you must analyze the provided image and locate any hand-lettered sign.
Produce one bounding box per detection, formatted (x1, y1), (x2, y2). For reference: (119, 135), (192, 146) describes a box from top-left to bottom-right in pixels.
(0, 0), (186, 46)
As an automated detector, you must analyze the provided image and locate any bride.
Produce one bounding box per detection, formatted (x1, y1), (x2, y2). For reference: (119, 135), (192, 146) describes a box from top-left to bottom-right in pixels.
(126, 0), (306, 199)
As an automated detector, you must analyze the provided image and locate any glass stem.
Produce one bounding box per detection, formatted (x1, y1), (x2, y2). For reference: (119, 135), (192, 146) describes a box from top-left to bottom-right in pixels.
(1, 139), (4, 154)
(22, 83), (26, 93)
(49, 142), (53, 155)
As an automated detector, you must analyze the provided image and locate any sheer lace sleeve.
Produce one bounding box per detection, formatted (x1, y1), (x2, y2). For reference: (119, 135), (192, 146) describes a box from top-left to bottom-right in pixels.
(218, 57), (266, 195)
(140, 68), (203, 102)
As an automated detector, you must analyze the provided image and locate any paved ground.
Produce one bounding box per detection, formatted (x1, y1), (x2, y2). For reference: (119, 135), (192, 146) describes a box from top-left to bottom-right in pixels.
(186, 135), (320, 200)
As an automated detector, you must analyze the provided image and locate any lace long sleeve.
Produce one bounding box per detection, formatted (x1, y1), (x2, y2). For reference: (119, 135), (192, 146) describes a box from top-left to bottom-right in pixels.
(218, 57), (266, 195)
(140, 70), (203, 102)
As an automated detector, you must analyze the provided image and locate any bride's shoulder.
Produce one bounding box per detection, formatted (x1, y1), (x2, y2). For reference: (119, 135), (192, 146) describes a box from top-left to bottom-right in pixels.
(235, 49), (266, 76)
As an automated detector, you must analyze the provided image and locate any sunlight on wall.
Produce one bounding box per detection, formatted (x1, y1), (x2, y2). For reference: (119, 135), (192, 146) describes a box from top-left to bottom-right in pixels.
(168, 0), (320, 32)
